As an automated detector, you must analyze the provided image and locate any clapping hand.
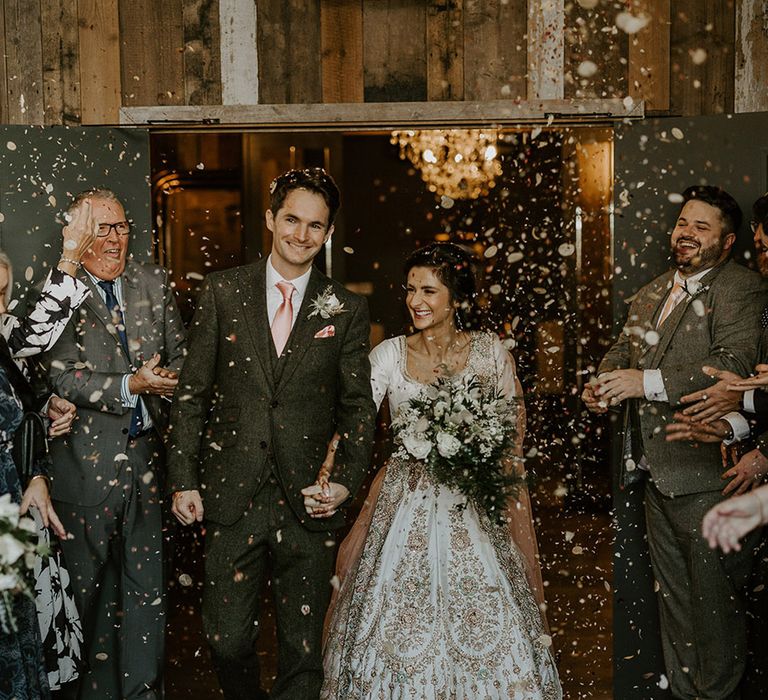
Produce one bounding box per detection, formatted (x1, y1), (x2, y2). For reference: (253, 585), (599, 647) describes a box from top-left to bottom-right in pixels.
(61, 198), (98, 261)
(726, 364), (768, 391)
(128, 353), (178, 397)
(679, 367), (744, 422)
(47, 395), (76, 437)
(665, 414), (731, 444)
(702, 487), (768, 553)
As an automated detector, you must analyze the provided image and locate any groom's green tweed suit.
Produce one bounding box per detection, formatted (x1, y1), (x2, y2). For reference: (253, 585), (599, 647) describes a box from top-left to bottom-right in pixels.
(600, 259), (767, 699)
(167, 258), (376, 699)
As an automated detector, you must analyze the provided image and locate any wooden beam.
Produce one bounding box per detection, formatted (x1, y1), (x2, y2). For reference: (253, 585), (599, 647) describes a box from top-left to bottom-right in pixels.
(363, 0), (427, 102)
(735, 0), (768, 113)
(219, 0), (259, 105)
(183, 0), (223, 106)
(628, 0), (671, 112)
(426, 0), (464, 101)
(121, 98), (644, 128)
(257, 0), (322, 103)
(527, 0), (564, 100)
(0, 0), (9, 123)
(5, 0), (45, 124)
(41, 0), (80, 124)
(321, 0), (364, 103)
(78, 0), (121, 124)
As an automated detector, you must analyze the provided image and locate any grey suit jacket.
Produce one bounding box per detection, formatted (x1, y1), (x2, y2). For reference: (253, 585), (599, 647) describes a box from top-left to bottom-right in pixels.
(40, 261), (187, 506)
(166, 259), (377, 529)
(599, 259), (767, 496)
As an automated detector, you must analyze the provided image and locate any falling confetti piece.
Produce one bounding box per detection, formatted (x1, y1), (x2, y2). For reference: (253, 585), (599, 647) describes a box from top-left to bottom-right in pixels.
(178, 573), (193, 587)
(440, 195), (454, 209)
(691, 299), (706, 317)
(564, 531), (575, 542)
(671, 127), (684, 140)
(615, 11), (650, 34)
(690, 48), (707, 65)
(141, 471), (155, 484)
(343, 246), (354, 254)
(558, 243), (575, 257)
(24, 266), (34, 281)
(484, 245), (498, 258)
(507, 251), (524, 264)
(196, 162), (205, 170)
(659, 675), (669, 690)
(667, 192), (684, 204)
(489, 284), (502, 295)
(644, 330), (660, 346)
(301, 605), (311, 615)
(6, 141), (16, 151)
(95, 653), (109, 661)
(625, 458), (637, 472)
(577, 60), (598, 78)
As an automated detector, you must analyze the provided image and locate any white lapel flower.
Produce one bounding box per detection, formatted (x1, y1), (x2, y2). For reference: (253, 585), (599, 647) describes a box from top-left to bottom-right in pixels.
(308, 285), (348, 319)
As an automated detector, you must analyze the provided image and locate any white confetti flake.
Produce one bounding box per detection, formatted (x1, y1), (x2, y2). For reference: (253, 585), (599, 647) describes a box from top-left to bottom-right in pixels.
(88, 390), (103, 403)
(625, 458), (637, 472)
(440, 195), (454, 209)
(178, 573), (193, 587)
(667, 192), (684, 204)
(507, 251), (524, 264)
(301, 604), (310, 616)
(484, 245), (498, 258)
(577, 60), (598, 78)
(196, 162), (205, 170)
(6, 141), (16, 151)
(692, 299), (706, 317)
(95, 652), (109, 661)
(141, 471), (155, 484)
(558, 243), (575, 257)
(343, 246), (354, 254)
(564, 531), (575, 542)
(489, 284), (502, 295)
(644, 330), (660, 346)
(671, 127), (684, 140)
(24, 266), (34, 282)
(615, 11), (650, 34)
(690, 48), (707, 65)
(658, 674), (669, 690)
(114, 453), (129, 462)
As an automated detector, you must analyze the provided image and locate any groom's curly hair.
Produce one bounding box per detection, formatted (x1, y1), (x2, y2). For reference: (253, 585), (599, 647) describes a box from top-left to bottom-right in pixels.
(404, 242), (477, 328)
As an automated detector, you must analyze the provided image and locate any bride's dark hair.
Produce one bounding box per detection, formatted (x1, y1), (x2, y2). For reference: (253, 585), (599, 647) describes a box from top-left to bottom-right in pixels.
(404, 242), (477, 328)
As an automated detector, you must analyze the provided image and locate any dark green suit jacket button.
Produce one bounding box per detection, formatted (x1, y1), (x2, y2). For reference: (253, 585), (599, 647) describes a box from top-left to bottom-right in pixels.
(270, 400), (278, 408)
(260, 441), (268, 449)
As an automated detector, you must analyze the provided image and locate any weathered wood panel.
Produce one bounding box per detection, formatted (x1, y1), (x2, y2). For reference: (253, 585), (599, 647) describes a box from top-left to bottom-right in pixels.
(321, 0), (364, 103)
(564, 0), (627, 101)
(0, 4), (9, 123)
(628, 0), (671, 112)
(5, 0), (45, 124)
(527, 0), (564, 99)
(670, 0), (735, 115)
(427, 0), (464, 101)
(78, 0), (121, 124)
(41, 0), (80, 124)
(183, 0), (223, 105)
(363, 1), (427, 102)
(219, 0), (259, 105)
(735, 0), (768, 113)
(464, 0), (527, 101)
(258, 0), (322, 103)
(119, 0), (185, 106)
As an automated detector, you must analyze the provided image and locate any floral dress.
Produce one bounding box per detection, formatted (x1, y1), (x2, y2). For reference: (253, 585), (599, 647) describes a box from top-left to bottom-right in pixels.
(322, 332), (562, 700)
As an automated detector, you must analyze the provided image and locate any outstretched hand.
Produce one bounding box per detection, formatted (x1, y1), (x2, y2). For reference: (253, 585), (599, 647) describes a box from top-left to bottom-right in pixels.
(665, 414), (731, 444)
(727, 364), (768, 391)
(702, 487), (768, 553)
(679, 366), (743, 422)
(61, 198), (98, 262)
(722, 448), (768, 497)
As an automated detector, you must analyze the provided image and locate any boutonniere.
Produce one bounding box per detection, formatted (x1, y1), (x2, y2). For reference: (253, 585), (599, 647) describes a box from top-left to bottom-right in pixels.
(308, 285), (348, 319)
(682, 279), (710, 298)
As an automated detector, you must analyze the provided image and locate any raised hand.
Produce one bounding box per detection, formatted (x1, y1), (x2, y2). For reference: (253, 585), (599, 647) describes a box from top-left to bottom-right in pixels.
(581, 382), (608, 414)
(171, 489), (204, 525)
(722, 448), (768, 497)
(61, 198), (98, 263)
(680, 366), (743, 422)
(727, 364), (768, 391)
(702, 487), (768, 553)
(595, 369), (644, 405)
(128, 353), (179, 397)
(47, 395), (76, 437)
(665, 414), (731, 443)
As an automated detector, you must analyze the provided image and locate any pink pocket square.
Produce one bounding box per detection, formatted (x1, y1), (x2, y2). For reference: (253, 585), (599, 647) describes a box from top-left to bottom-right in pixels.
(314, 325), (335, 339)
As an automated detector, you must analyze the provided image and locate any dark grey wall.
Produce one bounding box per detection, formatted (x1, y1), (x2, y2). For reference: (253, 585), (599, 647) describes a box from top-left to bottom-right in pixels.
(612, 111), (768, 699)
(0, 126), (151, 303)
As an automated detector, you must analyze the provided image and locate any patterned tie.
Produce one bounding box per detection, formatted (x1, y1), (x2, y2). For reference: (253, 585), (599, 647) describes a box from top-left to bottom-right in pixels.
(271, 281), (294, 356)
(96, 280), (144, 437)
(656, 281), (685, 327)
(761, 303), (768, 330)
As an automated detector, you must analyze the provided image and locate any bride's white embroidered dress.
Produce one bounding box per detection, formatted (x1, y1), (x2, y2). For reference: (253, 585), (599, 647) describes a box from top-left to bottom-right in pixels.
(322, 331), (562, 700)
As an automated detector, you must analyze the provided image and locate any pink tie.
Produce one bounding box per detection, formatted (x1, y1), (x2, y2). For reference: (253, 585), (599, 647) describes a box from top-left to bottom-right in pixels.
(657, 281), (684, 327)
(271, 281), (294, 356)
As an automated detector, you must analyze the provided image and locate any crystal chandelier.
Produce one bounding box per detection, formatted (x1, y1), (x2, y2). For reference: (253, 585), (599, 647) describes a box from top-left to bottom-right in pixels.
(390, 129), (501, 200)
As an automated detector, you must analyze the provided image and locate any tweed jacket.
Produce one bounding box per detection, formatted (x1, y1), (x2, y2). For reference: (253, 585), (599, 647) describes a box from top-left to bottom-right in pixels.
(599, 259), (767, 496)
(166, 259), (376, 529)
(40, 261), (186, 506)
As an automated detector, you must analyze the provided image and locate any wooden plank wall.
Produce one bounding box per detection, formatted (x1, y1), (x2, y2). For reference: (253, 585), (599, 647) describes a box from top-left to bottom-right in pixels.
(0, 0), (764, 125)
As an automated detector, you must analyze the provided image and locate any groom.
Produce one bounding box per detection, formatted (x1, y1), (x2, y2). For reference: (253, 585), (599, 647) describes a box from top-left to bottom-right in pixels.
(167, 168), (376, 699)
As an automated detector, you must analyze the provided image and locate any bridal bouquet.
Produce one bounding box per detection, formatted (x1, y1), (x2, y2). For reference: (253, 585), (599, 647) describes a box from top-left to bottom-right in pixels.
(0, 493), (46, 632)
(391, 374), (523, 525)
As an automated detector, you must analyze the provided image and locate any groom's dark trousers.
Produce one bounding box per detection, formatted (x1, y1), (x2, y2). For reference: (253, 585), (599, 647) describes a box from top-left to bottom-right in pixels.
(167, 259), (376, 699)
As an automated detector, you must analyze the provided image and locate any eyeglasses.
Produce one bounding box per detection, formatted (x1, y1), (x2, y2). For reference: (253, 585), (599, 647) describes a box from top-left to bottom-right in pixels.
(96, 221), (131, 237)
(750, 220), (762, 233)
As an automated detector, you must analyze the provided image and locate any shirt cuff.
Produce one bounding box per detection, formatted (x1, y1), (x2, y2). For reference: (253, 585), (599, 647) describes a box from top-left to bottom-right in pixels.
(121, 374), (138, 408)
(744, 389), (756, 414)
(723, 412), (750, 444)
(643, 370), (668, 402)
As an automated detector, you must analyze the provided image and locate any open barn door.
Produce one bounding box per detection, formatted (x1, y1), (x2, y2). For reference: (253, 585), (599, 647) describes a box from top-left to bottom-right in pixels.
(612, 111), (768, 699)
(0, 126), (151, 303)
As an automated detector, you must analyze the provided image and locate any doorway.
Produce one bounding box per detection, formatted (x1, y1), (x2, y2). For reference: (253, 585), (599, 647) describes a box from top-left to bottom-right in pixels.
(151, 126), (616, 698)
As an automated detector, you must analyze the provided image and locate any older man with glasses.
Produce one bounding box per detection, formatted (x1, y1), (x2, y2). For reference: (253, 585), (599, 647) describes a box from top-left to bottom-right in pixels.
(40, 188), (186, 700)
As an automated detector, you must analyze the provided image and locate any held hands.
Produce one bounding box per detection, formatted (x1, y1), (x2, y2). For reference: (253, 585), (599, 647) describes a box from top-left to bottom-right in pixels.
(594, 369), (644, 406)
(47, 395), (76, 437)
(679, 367), (744, 422)
(61, 198), (98, 262)
(303, 432), (347, 518)
(128, 353), (179, 397)
(171, 489), (204, 525)
(20, 477), (67, 539)
(702, 486), (768, 553)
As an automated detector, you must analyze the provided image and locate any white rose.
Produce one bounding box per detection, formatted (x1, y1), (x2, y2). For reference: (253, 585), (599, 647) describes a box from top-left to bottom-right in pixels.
(326, 293), (340, 308)
(402, 433), (433, 460)
(436, 432), (462, 458)
(0, 533), (26, 566)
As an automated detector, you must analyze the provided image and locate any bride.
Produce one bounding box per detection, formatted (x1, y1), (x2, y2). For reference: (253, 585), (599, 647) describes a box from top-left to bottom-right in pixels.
(308, 242), (562, 699)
